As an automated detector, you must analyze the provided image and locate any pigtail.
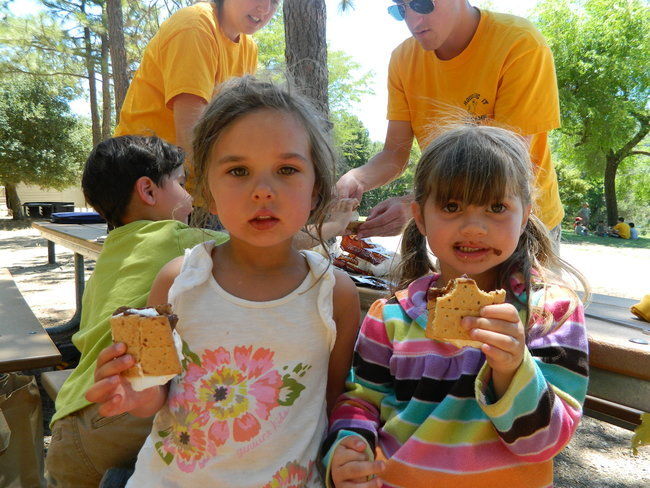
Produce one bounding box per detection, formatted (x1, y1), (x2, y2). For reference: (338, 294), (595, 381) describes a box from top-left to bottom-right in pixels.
(392, 219), (433, 293)
(500, 214), (590, 333)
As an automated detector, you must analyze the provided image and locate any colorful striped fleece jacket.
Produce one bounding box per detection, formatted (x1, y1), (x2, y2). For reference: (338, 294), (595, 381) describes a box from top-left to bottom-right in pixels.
(323, 273), (589, 488)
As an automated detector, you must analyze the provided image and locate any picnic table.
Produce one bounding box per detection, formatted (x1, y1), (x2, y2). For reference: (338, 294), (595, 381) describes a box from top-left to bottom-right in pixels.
(0, 267), (61, 373)
(31, 221), (105, 336)
(31, 224), (649, 429)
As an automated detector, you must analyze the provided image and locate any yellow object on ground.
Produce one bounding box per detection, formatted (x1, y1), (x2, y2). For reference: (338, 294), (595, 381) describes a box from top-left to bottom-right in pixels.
(630, 294), (650, 322)
(632, 413), (650, 455)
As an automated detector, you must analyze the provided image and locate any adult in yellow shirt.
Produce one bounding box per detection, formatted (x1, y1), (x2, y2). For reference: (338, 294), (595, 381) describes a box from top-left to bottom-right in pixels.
(337, 0), (564, 240)
(612, 218), (631, 239)
(115, 0), (278, 155)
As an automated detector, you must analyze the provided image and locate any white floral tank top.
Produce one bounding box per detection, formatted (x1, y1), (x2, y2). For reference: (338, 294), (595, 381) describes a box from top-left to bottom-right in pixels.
(127, 242), (336, 487)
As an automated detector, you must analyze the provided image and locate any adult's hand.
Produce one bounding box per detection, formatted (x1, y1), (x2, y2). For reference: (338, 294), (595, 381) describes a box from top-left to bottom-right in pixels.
(357, 195), (413, 238)
(336, 171), (366, 201)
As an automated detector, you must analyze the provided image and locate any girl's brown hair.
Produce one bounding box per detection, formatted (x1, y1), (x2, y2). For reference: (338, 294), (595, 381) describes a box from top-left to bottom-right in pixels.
(396, 124), (588, 326)
(191, 75), (336, 249)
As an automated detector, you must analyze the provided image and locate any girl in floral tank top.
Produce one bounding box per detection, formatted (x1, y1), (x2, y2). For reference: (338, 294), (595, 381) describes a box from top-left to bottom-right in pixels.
(87, 77), (361, 487)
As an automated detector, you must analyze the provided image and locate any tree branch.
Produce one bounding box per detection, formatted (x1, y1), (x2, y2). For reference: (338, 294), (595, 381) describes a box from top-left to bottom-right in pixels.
(628, 151), (650, 157)
(612, 117), (650, 165)
(0, 67), (88, 80)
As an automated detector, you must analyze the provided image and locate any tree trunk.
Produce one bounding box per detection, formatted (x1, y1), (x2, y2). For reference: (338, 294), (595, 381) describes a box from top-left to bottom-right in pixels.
(84, 26), (101, 146)
(602, 115), (649, 226)
(603, 152), (618, 226)
(283, 0), (329, 120)
(100, 32), (112, 140)
(4, 183), (23, 220)
(106, 0), (129, 118)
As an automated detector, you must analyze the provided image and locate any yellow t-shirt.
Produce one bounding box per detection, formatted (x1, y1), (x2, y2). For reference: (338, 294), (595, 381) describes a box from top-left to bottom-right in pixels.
(387, 10), (563, 229)
(114, 2), (258, 145)
(612, 222), (631, 239)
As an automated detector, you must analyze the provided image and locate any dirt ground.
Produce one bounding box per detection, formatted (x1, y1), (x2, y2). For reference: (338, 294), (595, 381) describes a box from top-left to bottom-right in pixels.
(1, 217), (649, 486)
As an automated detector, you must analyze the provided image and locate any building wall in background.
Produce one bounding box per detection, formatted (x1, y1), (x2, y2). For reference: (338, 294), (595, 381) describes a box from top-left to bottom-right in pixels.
(15, 183), (88, 208)
(1, 184), (91, 216)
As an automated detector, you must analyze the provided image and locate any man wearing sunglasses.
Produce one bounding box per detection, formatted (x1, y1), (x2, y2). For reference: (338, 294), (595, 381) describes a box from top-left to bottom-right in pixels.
(337, 0), (563, 242)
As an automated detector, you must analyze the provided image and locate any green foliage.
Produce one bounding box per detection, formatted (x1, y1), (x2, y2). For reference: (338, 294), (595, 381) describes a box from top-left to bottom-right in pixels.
(614, 152), (650, 230)
(535, 0), (650, 223)
(536, 0), (649, 159)
(327, 50), (373, 113)
(561, 230), (650, 249)
(632, 413), (650, 456)
(255, 10), (286, 82)
(332, 111), (370, 171)
(358, 143), (421, 215)
(554, 158), (607, 224)
(0, 76), (90, 188)
(0, 11), (85, 95)
(255, 7), (373, 110)
(255, 7), (376, 196)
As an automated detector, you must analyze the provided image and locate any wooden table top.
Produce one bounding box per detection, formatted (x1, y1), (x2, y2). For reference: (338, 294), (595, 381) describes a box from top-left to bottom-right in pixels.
(32, 221), (106, 260)
(585, 293), (649, 380)
(29, 222), (650, 381)
(0, 268), (61, 373)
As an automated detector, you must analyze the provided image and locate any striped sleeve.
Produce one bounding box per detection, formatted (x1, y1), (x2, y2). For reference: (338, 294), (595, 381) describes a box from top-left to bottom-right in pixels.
(476, 288), (588, 461)
(322, 299), (394, 461)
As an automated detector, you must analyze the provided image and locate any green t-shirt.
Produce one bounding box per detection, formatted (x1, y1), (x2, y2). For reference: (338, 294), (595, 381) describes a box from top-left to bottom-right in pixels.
(51, 220), (227, 426)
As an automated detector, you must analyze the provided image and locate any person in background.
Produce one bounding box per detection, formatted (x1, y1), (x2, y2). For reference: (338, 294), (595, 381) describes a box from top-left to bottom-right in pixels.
(573, 217), (588, 236)
(45, 136), (229, 488)
(595, 220), (607, 237)
(629, 222), (639, 240)
(114, 0), (279, 167)
(336, 0), (564, 245)
(577, 203), (590, 229)
(611, 217), (631, 239)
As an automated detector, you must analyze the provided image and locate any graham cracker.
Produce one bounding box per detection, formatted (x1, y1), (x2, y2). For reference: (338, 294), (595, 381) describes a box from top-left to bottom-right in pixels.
(110, 312), (181, 377)
(425, 277), (506, 348)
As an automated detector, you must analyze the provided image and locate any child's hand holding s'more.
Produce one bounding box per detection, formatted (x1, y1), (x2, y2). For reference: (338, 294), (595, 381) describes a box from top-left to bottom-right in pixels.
(85, 305), (180, 418)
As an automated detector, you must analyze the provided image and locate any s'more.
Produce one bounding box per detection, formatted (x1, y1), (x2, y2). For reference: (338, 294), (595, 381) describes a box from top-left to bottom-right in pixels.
(425, 277), (506, 348)
(110, 304), (182, 391)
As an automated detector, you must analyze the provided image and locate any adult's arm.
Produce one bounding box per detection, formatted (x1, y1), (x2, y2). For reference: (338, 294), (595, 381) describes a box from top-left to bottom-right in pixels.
(172, 93), (208, 155)
(336, 120), (414, 200)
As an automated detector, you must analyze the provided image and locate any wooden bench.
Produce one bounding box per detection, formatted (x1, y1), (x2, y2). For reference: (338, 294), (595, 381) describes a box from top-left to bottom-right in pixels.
(0, 268), (61, 373)
(41, 368), (73, 401)
(583, 294), (649, 430)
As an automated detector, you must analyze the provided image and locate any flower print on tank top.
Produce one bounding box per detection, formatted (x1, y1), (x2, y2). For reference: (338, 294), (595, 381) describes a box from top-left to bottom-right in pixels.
(154, 343), (310, 473)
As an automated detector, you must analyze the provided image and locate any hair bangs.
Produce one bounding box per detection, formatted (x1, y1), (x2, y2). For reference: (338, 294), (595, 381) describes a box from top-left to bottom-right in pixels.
(425, 135), (519, 207)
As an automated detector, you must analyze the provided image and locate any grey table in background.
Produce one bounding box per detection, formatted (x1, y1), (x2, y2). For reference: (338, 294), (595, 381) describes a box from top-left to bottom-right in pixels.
(31, 222), (106, 335)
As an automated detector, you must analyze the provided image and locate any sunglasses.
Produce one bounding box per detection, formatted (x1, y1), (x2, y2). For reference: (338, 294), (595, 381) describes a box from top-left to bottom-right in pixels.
(387, 0), (435, 21)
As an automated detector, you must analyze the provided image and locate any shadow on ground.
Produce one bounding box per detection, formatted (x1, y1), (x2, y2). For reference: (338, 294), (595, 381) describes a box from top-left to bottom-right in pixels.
(554, 417), (646, 487)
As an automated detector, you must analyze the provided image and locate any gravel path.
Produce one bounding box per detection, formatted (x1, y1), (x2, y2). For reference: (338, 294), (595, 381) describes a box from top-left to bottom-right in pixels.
(1, 219), (648, 486)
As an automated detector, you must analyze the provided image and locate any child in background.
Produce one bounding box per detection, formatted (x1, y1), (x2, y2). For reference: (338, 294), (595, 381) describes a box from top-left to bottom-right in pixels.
(629, 222), (639, 240)
(87, 77), (360, 487)
(595, 220), (607, 237)
(46, 136), (228, 488)
(611, 217), (631, 239)
(574, 217), (588, 236)
(325, 125), (589, 488)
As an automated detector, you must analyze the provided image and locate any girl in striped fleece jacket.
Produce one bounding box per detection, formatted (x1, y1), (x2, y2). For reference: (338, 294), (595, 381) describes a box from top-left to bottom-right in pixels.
(324, 125), (589, 488)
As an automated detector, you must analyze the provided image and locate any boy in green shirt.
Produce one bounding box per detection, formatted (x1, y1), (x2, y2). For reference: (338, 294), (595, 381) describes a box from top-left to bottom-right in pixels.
(45, 135), (228, 487)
